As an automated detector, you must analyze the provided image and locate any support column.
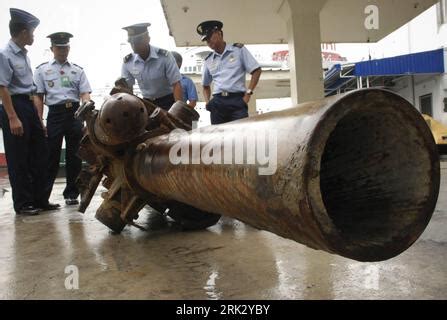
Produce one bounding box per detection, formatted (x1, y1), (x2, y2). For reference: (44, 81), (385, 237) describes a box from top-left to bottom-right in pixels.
(279, 0), (326, 104)
(411, 75), (416, 107)
(247, 92), (257, 116)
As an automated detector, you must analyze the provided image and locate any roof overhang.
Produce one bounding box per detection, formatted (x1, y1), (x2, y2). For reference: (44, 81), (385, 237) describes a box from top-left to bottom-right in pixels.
(161, 0), (438, 46)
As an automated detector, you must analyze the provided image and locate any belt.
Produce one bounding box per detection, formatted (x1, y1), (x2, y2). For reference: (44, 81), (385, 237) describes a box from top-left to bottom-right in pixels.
(213, 91), (245, 97)
(50, 101), (80, 109)
(11, 94), (33, 101)
(145, 93), (173, 102)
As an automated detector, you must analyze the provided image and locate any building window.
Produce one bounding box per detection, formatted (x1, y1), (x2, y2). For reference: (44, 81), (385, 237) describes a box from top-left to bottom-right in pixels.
(420, 93), (433, 117)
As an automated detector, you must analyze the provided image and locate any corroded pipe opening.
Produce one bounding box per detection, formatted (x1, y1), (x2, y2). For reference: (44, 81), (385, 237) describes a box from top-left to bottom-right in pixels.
(309, 90), (440, 261)
(127, 88), (439, 262)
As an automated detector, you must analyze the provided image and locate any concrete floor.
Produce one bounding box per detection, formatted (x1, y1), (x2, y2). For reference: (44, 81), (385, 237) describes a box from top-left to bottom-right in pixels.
(0, 163), (446, 300)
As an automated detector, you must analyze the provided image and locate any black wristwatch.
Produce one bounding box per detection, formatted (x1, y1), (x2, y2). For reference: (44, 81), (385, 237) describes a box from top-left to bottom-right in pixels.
(246, 89), (254, 95)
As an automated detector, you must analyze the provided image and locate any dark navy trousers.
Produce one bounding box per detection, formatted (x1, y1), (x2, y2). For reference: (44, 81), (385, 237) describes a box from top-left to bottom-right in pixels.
(147, 93), (175, 111)
(206, 95), (249, 125)
(0, 95), (50, 212)
(46, 104), (83, 200)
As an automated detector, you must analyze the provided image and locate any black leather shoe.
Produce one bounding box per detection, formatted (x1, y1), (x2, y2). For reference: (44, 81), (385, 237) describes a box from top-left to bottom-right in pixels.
(37, 202), (61, 211)
(65, 198), (79, 205)
(16, 206), (40, 216)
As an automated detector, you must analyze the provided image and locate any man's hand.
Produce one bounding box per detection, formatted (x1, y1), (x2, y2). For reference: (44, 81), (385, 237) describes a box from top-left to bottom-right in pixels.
(243, 94), (251, 105)
(111, 78), (133, 95)
(9, 116), (24, 136)
(75, 100), (95, 121)
(40, 119), (47, 137)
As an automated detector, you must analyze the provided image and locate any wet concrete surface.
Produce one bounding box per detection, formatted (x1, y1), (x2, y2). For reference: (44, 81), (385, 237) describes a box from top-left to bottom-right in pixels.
(0, 164), (446, 300)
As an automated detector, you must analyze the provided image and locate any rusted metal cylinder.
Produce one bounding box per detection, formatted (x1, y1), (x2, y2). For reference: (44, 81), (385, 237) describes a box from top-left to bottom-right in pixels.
(128, 89), (439, 261)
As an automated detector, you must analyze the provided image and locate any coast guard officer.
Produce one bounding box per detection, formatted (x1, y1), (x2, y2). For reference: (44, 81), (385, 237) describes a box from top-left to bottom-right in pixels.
(121, 23), (182, 110)
(197, 20), (262, 124)
(0, 8), (60, 215)
(34, 32), (92, 206)
(171, 51), (198, 108)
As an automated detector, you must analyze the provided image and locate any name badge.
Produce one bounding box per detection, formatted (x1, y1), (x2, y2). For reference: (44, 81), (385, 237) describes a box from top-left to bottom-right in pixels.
(60, 76), (71, 88)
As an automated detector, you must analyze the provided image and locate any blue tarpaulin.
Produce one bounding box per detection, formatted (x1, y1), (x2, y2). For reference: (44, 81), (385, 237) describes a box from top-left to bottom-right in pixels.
(354, 48), (445, 76)
(324, 48), (445, 96)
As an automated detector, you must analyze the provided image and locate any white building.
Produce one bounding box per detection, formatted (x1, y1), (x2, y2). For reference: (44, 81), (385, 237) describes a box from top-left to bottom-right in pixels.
(332, 2), (447, 125)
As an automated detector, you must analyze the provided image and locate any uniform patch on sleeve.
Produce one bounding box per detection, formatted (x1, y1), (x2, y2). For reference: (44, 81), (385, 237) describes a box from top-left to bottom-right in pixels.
(36, 62), (48, 69)
(124, 53), (133, 63)
(158, 48), (169, 56)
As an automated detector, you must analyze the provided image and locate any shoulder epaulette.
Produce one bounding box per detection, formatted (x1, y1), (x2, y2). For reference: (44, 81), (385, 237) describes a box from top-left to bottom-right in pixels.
(72, 63), (83, 70)
(204, 52), (213, 60)
(36, 62), (48, 69)
(158, 48), (169, 56)
(233, 43), (244, 48)
(124, 53), (133, 63)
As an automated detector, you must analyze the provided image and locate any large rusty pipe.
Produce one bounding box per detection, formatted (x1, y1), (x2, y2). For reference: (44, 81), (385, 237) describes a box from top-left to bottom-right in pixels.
(128, 89), (439, 261)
